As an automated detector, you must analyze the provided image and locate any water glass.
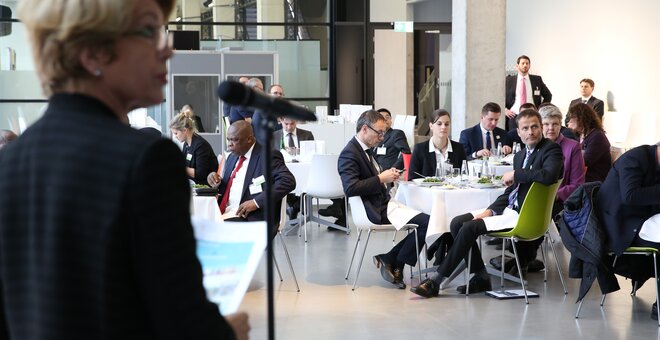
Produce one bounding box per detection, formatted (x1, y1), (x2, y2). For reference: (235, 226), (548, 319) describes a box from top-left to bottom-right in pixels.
(452, 168), (461, 184)
(461, 160), (469, 182)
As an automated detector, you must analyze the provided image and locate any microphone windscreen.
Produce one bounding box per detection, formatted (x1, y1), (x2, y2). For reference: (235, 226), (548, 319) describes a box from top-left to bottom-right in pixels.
(217, 81), (248, 106)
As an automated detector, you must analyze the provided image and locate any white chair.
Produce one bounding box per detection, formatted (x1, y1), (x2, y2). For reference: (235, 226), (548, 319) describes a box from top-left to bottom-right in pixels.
(300, 154), (349, 242)
(392, 114), (415, 150)
(345, 196), (420, 290)
(273, 199), (300, 292)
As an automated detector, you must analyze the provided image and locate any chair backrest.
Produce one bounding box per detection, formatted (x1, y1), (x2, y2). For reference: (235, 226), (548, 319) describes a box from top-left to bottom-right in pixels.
(304, 154), (344, 198)
(402, 152), (412, 181)
(278, 198), (287, 232)
(348, 196), (379, 230)
(511, 180), (561, 240)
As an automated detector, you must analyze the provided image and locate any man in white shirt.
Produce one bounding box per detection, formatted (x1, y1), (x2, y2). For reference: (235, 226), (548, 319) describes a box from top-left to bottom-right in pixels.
(505, 55), (552, 131)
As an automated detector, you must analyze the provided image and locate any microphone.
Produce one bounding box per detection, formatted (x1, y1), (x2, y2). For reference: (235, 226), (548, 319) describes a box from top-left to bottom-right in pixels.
(217, 81), (317, 122)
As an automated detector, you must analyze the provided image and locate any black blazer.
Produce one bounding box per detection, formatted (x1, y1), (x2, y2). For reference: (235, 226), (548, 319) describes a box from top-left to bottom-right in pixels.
(218, 143), (295, 222)
(272, 127), (314, 150)
(597, 145), (660, 255)
(569, 96), (605, 120)
(459, 123), (510, 160)
(409, 139), (467, 180)
(183, 133), (218, 185)
(0, 94), (235, 339)
(488, 137), (563, 214)
(505, 74), (552, 130)
(374, 128), (410, 170)
(338, 137), (389, 224)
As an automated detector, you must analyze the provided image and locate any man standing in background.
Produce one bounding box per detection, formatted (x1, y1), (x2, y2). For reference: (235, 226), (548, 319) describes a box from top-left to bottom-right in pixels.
(569, 78), (605, 120)
(505, 55), (552, 131)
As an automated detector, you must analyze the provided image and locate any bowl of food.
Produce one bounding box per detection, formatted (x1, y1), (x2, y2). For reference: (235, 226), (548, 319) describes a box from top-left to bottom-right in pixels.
(413, 177), (445, 186)
(469, 177), (497, 189)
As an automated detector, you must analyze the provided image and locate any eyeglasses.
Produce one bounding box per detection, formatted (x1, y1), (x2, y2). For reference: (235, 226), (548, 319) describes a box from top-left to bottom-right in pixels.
(366, 124), (385, 137)
(124, 26), (172, 50)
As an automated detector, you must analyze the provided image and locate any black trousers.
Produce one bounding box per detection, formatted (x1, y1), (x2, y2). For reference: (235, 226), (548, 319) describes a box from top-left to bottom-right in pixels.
(384, 213), (429, 267)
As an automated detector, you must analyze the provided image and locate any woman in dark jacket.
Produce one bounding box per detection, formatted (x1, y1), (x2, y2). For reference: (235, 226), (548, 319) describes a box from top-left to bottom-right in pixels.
(566, 103), (611, 182)
(409, 109), (467, 180)
(170, 112), (218, 184)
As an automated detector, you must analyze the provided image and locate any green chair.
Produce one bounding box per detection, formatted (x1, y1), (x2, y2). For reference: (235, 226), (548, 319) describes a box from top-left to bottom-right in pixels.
(575, 247), (659, 326)
(467, 180), (567, 303)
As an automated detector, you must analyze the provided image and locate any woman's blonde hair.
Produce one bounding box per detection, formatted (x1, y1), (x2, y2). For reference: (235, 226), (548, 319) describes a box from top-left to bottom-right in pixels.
(169, 112), (196, 132)
(17, 0), (174, 96)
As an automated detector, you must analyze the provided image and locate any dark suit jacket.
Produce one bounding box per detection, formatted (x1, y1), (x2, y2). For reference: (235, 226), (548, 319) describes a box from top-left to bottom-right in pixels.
(374, 128), (410, 170)
(488, 137), (564, 214)
(183, 133), (218, 185)
(459, 123), (510, 160)
(409, 139), (467, 180)
(338, 137), (389, 224)
(597, 145), (660, 255)
(218, 143), (295, 222)
(229, 105), (254, 124)
(0, 94), (235, 339)
(505, 74), (552, 130)
(570, 96), (605, 120)
(272, 128), (314, 150)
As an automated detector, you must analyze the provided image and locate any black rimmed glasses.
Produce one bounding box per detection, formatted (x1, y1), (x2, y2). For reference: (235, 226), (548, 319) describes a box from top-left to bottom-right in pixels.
(367, 124), (385, 137)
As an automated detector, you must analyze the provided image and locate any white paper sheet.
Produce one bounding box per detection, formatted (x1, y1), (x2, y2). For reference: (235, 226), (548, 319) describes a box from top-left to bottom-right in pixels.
(639, 213), (660, 242)
(191, 217), (267, 314)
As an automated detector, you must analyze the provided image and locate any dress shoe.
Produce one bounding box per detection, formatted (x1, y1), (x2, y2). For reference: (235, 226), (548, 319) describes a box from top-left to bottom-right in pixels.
(327, 217), (346, 232)
(410, 279), (439, 298)
(527, 259), (545, 273)
(489, 255), (515, 272)
(393, 268), (406, 289)
(456, 276), (492, 294)
(373, 254), (396, 283)
(286, 206), (299, 220)
(652, 302), (658, 321)
(318, 206), (342, 218)
(485, 238), (502, 246)
(506, 263), (528, 278)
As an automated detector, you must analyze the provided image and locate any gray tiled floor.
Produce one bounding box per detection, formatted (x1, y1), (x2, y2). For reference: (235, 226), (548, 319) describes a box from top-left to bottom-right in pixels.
(239, 214), (660, 339)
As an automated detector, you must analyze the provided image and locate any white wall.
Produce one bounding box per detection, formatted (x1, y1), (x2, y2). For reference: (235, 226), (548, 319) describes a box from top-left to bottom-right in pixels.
(507, 0), (660, 146)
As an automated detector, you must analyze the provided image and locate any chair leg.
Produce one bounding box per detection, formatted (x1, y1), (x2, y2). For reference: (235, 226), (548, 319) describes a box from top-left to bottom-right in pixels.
(414, 228), (421, 283)
(315, 197), (320, 227)
(500, 239), (506, 289)
(279, 232), (300, 292)
(466, 247), (472, 296)
(541, 239), (548, 283)
(575, 298), (585, 318)
(352, 230), (374, 290)
(345, 229), (363, 280)
(344, 197), (350, 235)
(510, 239), (529, 304)
(653, 253), (659, 326)
(273, 255), (283, 282)
(547, 232), (568, 294)
(392, 230), (397, 244)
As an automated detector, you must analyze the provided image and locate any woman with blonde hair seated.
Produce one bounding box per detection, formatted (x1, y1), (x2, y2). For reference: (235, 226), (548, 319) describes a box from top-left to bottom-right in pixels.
(170, 112), (218, 185)
(0, 0), (248, 338)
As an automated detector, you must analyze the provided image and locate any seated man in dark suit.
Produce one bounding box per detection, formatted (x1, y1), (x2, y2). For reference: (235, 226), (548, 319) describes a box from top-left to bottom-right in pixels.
(272, 117), (314, 220)
(373, 108), (411, 170)
(459, 102), (512, 160)
(597, 142), (660, 318)
(411, 109), (563, 298)
(507, 102), (537, 146)
(568, 78), (605, 120)
(338, 110), (430, 289)
(207, 121), (295, 224)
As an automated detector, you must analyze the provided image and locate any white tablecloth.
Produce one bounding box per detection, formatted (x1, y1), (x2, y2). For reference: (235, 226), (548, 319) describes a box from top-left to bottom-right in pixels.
(192, 196), (223, 223)
(394, 182), (506, 244)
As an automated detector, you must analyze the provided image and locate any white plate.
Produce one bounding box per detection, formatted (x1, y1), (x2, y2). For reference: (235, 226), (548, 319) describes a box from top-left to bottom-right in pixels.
(412, 178), (445, 186)
(468, 182), (498, 189)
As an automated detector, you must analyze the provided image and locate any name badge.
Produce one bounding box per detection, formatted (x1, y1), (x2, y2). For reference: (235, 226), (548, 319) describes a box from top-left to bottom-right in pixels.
(249, 183), (263, 195)
(534, 90), (540, 96)
(376, 147), (387, 155)
(252, 175), (266, 185)
(186, 153), (193, 161)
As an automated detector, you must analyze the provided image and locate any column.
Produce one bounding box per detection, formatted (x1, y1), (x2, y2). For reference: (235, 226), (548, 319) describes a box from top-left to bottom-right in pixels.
(451, 0), (506, 137)
(257, 0), (285, 39)
(213, 0), (235, 40)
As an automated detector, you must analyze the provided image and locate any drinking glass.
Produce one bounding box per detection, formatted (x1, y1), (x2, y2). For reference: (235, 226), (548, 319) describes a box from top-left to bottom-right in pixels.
(461, 160), (469, 183)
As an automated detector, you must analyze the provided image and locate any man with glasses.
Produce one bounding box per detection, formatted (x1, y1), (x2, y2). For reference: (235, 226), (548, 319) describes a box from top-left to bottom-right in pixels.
(338, 110), (430, 289)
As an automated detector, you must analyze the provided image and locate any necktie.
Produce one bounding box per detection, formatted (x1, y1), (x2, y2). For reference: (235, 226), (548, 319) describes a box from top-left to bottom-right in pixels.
(219, 155), (246, 214)
(366, 149), (380, 173)
(288, 133), (295, 148)
(486, 131), (492, 150)
(583, 99), (588, 104)
(520, 78), (527, 105)
(507, 149), (533, 209)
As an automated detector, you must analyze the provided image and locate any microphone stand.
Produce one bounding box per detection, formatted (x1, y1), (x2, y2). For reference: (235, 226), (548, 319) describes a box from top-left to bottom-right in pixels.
(255, 110), (278, 340)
